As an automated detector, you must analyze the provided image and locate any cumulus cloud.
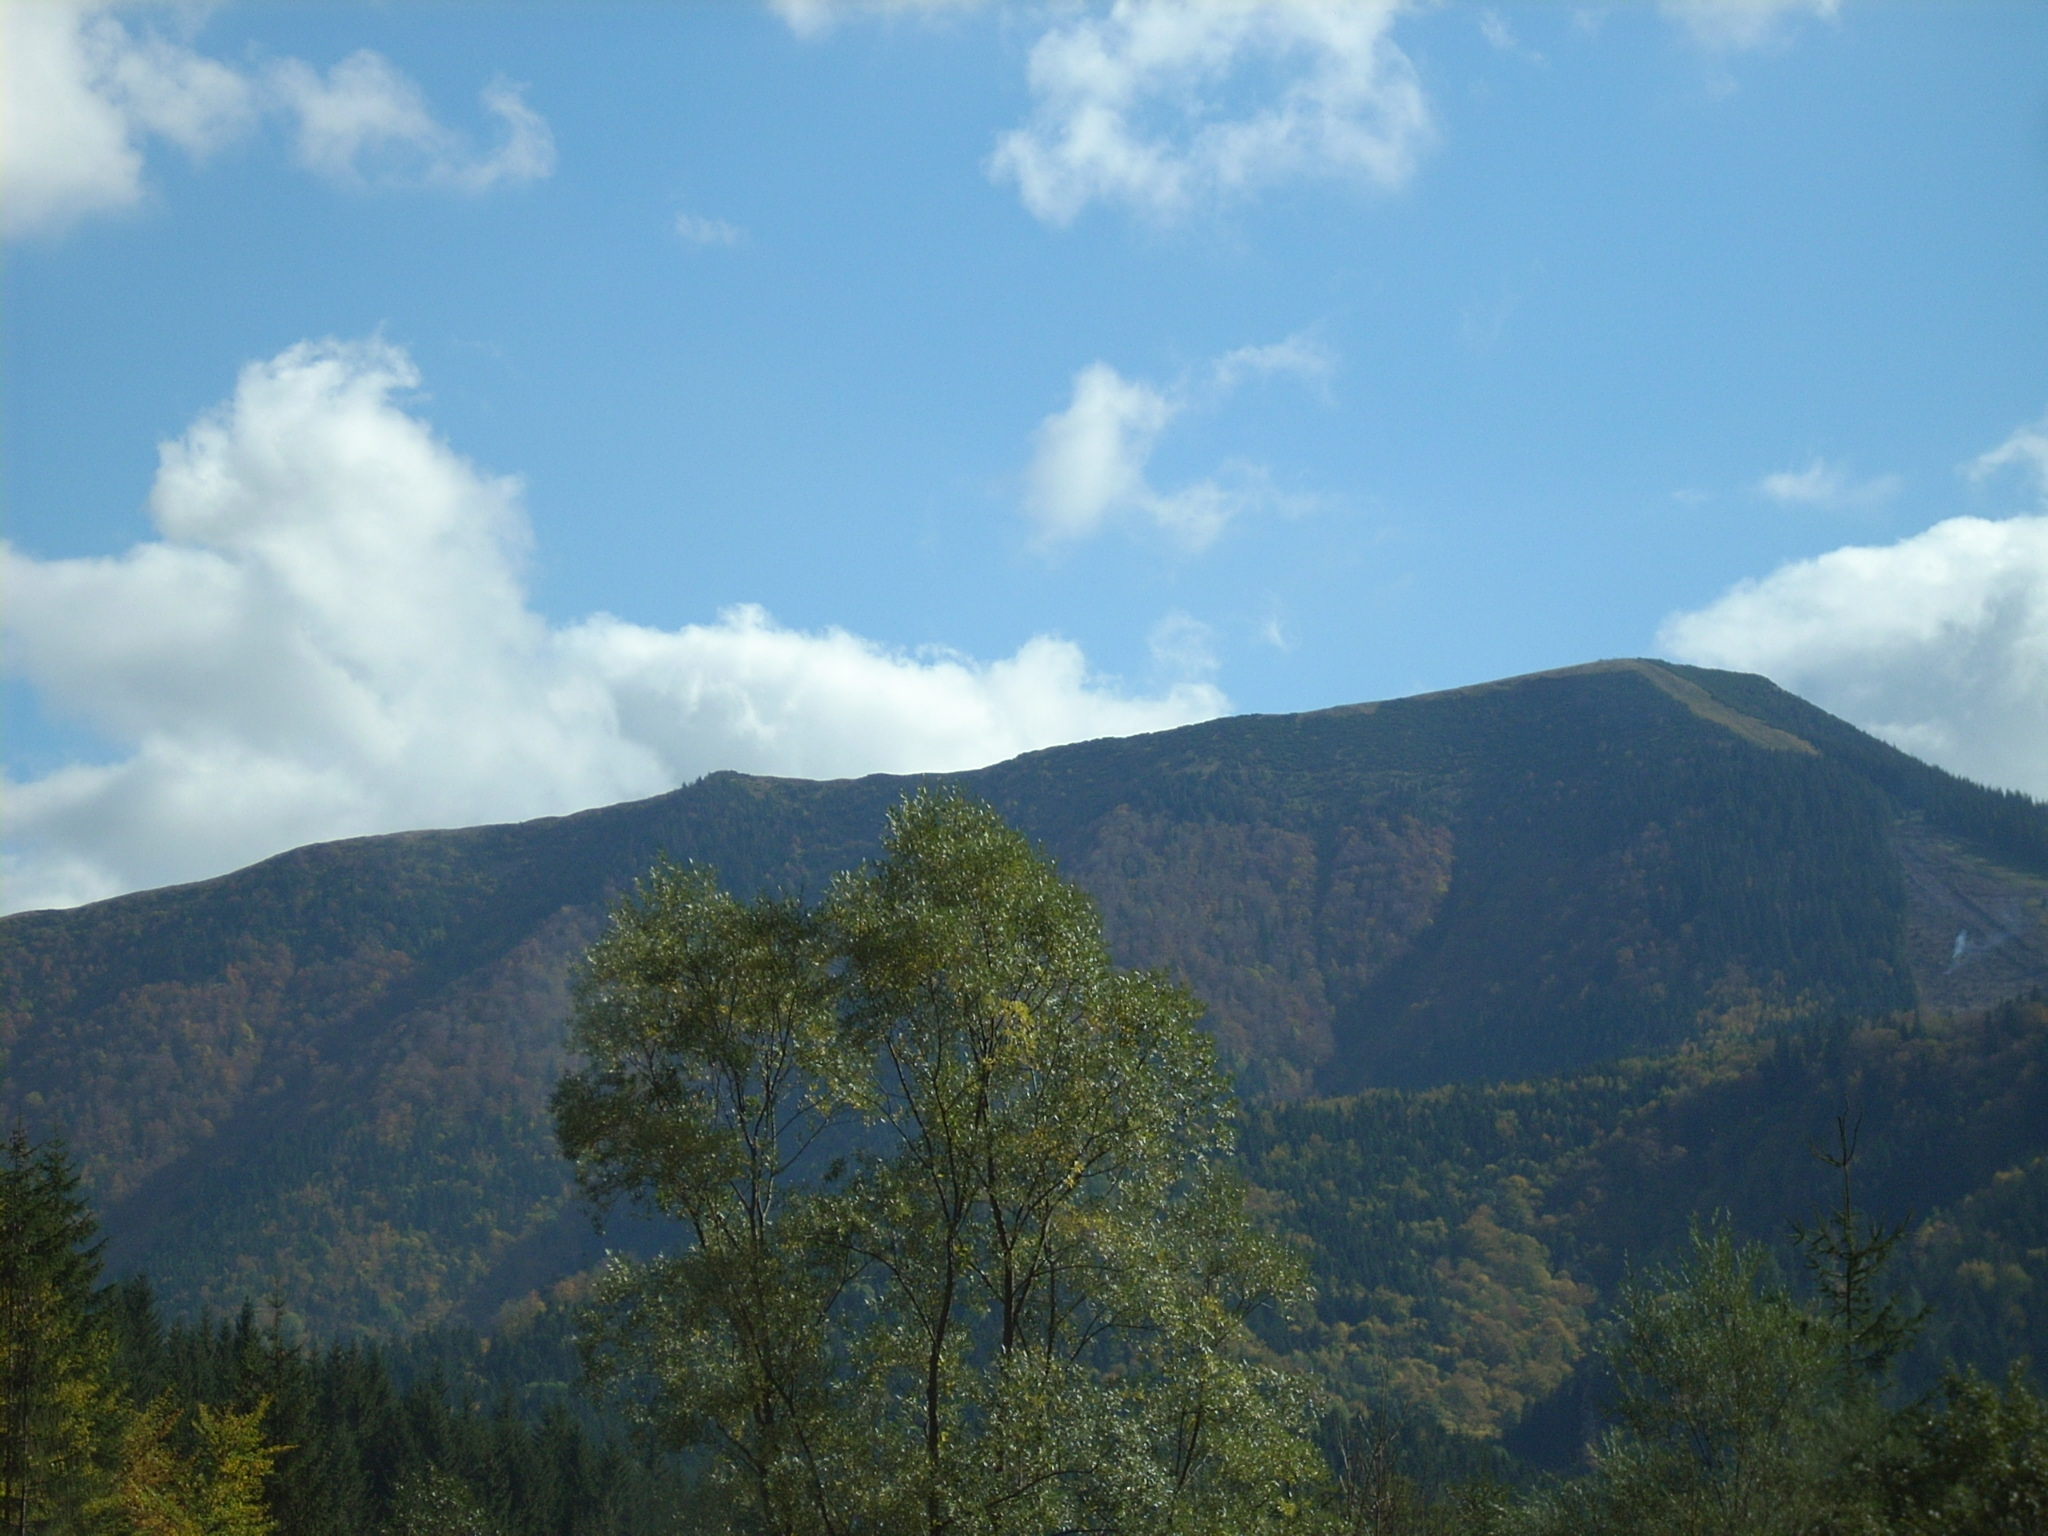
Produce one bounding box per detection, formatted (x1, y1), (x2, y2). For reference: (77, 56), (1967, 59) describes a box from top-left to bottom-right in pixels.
(1758, 457), (1902, 511)
(0, 2), (551, 239)
(1661, 411), (2048, 797)
(1, 339), (1225, 912)
(1024, 338), (1325, 551)
(988, 0), (1431, 225)
(1659, 0), (1842, 52)
(1026, 364), (1184, 544)
(2, 1), (253, 236)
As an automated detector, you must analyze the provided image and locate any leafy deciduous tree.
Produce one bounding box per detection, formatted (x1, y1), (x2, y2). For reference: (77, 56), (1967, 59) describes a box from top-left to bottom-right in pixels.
(555, 790), (1319, 1536)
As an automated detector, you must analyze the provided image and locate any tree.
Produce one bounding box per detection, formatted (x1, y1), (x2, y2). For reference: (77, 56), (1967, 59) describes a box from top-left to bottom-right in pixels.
(1791, 1112), (1926, 1392)
(1, 1132), (285, 1536)
(1523, 1222), (1847, 1536)
(384, 1466), (499, 1536)
(1876, 1366), (2048, 1535)
(555, 789), (1318, 1536)
(1329, 1408), (1428, 1536)
(95, 1392), (283, 1536)
(1, 1127), (117, 1536)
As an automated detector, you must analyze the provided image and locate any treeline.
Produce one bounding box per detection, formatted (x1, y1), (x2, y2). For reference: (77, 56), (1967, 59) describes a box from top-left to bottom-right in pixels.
(13, 1067), (2048, 1531)
(2, 1129), (697, 1535)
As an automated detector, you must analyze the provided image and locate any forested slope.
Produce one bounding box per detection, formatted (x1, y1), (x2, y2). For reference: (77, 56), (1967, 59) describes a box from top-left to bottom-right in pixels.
(1245, 993), (2048, 1441)
(4, 659), (2045, 1341)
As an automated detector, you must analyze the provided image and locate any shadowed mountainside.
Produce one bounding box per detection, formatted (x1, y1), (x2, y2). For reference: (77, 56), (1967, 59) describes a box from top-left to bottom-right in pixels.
(4, 658), (2046, 1341)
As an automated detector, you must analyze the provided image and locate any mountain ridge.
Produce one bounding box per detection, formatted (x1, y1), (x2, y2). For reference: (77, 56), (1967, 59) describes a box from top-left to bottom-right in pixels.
(5, 658), (2046, 1344)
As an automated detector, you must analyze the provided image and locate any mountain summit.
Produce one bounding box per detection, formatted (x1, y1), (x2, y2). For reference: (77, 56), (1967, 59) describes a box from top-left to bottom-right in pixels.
(5, 659), (2045, 1335)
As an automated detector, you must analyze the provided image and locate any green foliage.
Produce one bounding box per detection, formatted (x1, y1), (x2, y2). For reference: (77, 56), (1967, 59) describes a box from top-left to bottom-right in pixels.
(93, 1390), (284, 1536)
(1666, 663), (2048, 880)
(1, 1129), (691, 1536)
(106, 1298), (696, 1536)
(1476, 1218), (2048, 1536)
(1, 1126), (120, 1533)
(386, 1466), (499, 1536)
(1243, 998), (2048, 1439)
(1873, 1367), (2048, 1534)
(1793, 1114), (1929, 1390)
(1572, 1223), (1842, 1535)
(555, 790), (1320, 1536)
(1322, 1404), (1519, 1536)
(1244, 1070), (1639, 1434)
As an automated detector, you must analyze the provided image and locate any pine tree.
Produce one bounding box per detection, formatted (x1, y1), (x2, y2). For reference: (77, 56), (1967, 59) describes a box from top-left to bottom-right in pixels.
(1790, 1112), (1927, 1391)
(0, 1127), (119, 1536)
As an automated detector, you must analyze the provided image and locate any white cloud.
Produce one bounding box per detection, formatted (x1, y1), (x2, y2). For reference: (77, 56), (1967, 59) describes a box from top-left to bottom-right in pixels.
(770, 0), (984, 38)
(1025, 363), (1183, 544)
(1023, 339), (1321, 552)
(1, 339), (1225, 912)
(1477, 8), (1545, 64)
(675, 211), (745, 246)
(2, 1), (254, 237)
(1661, 415), (2048, 797)
(1210, 333), (1336, 392)
(269, 53), (554, 191)
(1146, 610), (1219, 679)
(1757, 456), (1902, 511)
(0, 3), (551, 239)
(1970, 409), (2048, 500)
(988, 0), (1430, 225)
(1659, 0), (1841, 52)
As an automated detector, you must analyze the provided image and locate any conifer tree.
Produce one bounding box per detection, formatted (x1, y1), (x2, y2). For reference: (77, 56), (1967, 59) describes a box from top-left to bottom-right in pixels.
(1790, 1112), (1926, 1391)
(0, 1128), (118, 1536)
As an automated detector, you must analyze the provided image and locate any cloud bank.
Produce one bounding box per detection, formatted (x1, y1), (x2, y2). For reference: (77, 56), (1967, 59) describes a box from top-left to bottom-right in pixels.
(2, 340), (1225, 912)
(988, 0), (1430, 225)
(1662, 412), (2048, 798)
(1, 1), (552, 239)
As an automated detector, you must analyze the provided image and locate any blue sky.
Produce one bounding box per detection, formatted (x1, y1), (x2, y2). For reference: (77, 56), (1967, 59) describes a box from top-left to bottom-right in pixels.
(5, 0), (2047, 910)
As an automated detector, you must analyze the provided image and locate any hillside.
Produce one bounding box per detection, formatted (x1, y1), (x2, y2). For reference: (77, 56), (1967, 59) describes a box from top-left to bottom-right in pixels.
(1245, 992), (2048, 1444)
(4, 658), (2047, 1344)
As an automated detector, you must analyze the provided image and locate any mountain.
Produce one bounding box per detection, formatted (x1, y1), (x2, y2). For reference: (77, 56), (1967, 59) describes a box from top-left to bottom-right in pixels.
(5, 658), (2046, 1350)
